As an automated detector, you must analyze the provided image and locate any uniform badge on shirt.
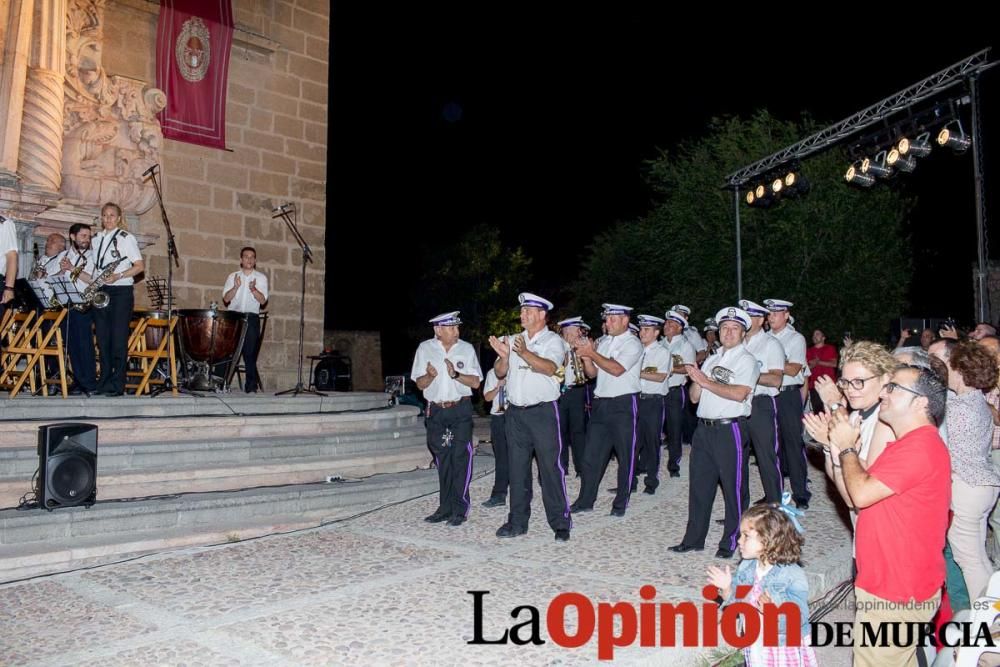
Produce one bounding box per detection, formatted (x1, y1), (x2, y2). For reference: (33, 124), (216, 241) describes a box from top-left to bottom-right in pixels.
(712, 366), (735, 385)
(457, 361), (464, 370)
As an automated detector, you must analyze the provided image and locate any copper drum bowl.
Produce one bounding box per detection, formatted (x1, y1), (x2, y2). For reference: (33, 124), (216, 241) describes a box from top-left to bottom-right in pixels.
(177, 309), (245, 364)
(136, 309), (169, 351)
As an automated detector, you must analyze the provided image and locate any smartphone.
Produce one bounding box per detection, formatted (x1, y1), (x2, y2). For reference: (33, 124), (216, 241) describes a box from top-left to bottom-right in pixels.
(844, 330), (852, 339)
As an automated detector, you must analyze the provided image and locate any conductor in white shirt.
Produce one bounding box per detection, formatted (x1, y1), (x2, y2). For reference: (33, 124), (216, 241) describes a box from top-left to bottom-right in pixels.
(223, 247), (268, 393)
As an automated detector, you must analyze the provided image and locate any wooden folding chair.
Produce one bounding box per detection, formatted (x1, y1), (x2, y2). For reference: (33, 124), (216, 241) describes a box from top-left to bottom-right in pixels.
(1, 309), (67, 397)
(1, 310), (38, 391)
(126, 314), (178, 396)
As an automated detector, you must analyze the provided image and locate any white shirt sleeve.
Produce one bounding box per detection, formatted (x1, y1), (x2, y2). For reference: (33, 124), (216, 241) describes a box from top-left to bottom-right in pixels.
(786, 333), (807, 366)
(254, 271), (269, 301)
(614, 335), (644, 371)
(410, 342), (429, 382)
(765, 338), (786, 372)
(223, 272), (236, 297)
(0, 219), (18, 257)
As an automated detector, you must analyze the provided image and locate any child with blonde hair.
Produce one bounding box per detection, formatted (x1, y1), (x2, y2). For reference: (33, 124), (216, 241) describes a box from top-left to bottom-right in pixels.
(707, 496), (817, 666)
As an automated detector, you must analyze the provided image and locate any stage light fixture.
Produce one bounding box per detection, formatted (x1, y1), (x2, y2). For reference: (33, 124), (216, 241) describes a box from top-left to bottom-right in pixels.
(937, 123), (971, 152)
(771, 177), (783, 194)
(845, 163), (875, 187)
(745, 189), (756, 205)
(898, 132), (932, 158)
(860, 151), (893, 179)
(886, 148), (917, 172)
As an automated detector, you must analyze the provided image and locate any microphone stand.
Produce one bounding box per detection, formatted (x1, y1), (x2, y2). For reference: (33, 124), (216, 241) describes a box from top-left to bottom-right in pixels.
(273, 204), (325, 397)
(147, 165), (200, 397)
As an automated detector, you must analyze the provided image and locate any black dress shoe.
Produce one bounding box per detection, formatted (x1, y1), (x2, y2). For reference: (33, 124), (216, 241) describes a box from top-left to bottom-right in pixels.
(447, 515), (466, 527)
(609, 507), (626, 517)
(643, 487), (655, 495)
(496, 523), (527, 538)
(481, 496), (506, 508)
(669, 471), (680, 478)
(554, 529), (570, 542)
(103, 390), (124, 397)
(668, 544), (704, 553)
(795, 500), (809, 510)
(424, 511), (449, 523)
(68, 386), (84, 396)
(714, 548), (735, 559)
(569, 502), (593, 514)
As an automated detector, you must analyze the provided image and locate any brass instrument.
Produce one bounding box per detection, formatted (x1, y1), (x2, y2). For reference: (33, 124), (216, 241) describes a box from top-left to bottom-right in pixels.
(496, 382), (508, 414)
(671, 353), (684, 369)
(568, 347), (587, 385)
(75, 256), (125, 311)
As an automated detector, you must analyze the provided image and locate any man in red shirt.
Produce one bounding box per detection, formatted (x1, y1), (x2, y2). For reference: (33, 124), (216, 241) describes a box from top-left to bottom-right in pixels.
(828, 365), (950, 667)
(806, 329), (838, 414)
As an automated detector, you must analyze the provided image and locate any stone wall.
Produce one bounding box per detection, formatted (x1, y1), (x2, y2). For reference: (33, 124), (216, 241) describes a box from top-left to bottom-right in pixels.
(323, 330), (383, 392)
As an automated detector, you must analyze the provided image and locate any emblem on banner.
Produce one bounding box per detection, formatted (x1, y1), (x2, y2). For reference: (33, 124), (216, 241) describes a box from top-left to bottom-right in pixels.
(176, 17), (211, 82)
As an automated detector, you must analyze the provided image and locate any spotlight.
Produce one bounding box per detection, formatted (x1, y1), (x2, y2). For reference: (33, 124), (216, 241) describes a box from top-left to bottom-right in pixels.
(898, 133), (932, 158)
(771, 177), (783, 195)
(745, 189), (756, 205)
(886, 148), (917, 173)
(782, 171), (810, 197)
(937, 124), (971, 152)
(860, 151), (893, 179)
(845, 163), (875, 187)
(755, 184), (766, 200)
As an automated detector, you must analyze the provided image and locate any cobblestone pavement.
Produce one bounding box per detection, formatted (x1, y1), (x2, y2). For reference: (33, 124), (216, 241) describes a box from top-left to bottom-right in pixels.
(1, 420), (856, 666)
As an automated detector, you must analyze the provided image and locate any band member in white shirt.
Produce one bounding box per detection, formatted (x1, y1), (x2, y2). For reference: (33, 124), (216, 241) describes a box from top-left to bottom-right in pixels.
(489, 293), (572, 541)
(571, 304), (643, 517)
(58, 224), (98, 395)
(223, 247), (269, 392)
(557, 316), (592, 478)
(0, 214), (19, 346)
(662, 310), (697, 477)
(411, 311), (482, 526)
(633, 315), (671, 495)
(481, 368), (509, 507)
(669, 307), (759, 560)
(91, 202), (144, 396)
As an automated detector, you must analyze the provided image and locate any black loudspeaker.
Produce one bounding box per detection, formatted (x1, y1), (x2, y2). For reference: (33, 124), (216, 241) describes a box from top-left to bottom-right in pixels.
(37, 423), (98, 510)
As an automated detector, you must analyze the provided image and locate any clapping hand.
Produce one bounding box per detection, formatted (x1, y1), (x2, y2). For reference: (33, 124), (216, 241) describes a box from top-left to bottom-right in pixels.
(233, 274), (242, 288)
(828, 410), (861, 456)
(803, 411), (833, 446)
(706, 564), (733, 599)
(425, 362), (438, 379)
(488, 335), (511, 359)
(249, 279), (257, 293)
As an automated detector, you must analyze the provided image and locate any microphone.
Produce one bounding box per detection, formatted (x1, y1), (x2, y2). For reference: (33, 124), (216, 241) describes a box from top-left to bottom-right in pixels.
(142, 163), (159, 177)
(272, 203), (289, 213)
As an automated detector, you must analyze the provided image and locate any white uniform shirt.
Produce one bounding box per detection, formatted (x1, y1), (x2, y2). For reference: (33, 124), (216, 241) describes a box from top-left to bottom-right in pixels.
(483, 369), (505, 415)
(0, 217), (18, 272)
(92, 229), (142, 286)
(61, 246), (95, 292)
(683, 326), (707, 352)
(697, 344), (760, 419)
(594, 332), (643, 398)
(662, 334), (697, 388)
(771, 324), (807, 387)
(504, 328), (565, 406)
(36, 253), (64, 278)
(743, 329), (786, 397)
(410, 338), (483, 404)
(224, 269), (269, 314)
(639, 341), (672, 396)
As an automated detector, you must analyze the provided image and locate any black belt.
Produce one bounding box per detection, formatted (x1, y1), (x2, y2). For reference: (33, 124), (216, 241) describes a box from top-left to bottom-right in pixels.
(698, 416), (747, 426)
(639, 393), (665, 399)
(508, 399), (555, 410)
(431, 396), (470, 409)
(779, 385), (803, 392)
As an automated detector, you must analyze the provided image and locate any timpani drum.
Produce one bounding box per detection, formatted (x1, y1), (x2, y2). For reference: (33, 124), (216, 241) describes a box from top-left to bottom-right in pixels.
(177, 308), (247, 391)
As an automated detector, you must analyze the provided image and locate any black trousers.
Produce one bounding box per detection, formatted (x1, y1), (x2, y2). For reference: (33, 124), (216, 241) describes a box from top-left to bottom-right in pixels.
(558, 383), (589, 475)
(664, 385), (686, 474)
(241, 313), (261, 391)
(425, 398), (475, 518)
(92, 285), (134, 394)
(505, 401), (571, 532)
(575, 393), (637, 512)
(747, 394), (783, 504)
(776, 387), (811, 503)
(488, 414), (509, 499)
(680, 419), (749, 552)
(66, 308), (97, 392)
(633, 395), (665, 491)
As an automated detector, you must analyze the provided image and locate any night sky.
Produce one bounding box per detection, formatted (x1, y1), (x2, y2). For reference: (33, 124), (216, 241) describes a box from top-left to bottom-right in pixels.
(328, 9), (997, 372)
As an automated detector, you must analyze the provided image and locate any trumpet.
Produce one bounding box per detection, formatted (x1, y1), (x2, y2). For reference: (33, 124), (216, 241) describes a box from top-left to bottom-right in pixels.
(568, 347), (587, 385)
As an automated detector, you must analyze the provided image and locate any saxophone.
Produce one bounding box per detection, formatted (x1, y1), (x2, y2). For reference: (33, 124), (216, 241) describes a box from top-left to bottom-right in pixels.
(75, 256), (125, 311)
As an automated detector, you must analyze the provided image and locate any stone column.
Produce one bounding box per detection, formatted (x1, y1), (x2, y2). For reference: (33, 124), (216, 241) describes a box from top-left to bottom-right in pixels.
(16, 0), (66, 193)
(0, 0), (35, 176)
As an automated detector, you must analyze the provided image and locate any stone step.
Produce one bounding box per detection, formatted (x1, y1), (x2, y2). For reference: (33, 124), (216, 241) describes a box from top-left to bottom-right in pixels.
(0, 391), (390, 421)
(0, 404), (422, 448)
(0, 427), (430, 507)
(0, 458), (493, 583)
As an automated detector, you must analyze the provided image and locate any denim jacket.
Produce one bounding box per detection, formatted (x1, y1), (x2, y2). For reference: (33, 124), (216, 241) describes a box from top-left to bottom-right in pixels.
(723, 559), (810, 645)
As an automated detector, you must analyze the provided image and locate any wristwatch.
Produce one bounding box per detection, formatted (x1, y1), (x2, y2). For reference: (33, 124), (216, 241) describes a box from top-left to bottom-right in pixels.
(451, 370), (459, 379)
(829, 402), (843, 412)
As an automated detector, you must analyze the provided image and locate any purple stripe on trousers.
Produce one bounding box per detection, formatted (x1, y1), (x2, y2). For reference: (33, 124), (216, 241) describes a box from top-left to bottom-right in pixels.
(771, 396), (783, 490)
(625, 395), (638, 508)
(658, 398), (665, 470)
(552, 402), (572, 523)
(462, 441), (474, 517)
(680, 385), (686, 409)
(730, 422), (744, 551)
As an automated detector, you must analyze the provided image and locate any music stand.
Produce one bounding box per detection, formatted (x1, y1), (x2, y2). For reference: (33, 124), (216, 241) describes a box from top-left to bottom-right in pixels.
(273, 204), (325, 397)
(48, 276), (86, 310)
(27, 278), (61, 310)
(145, 276), (170, 310)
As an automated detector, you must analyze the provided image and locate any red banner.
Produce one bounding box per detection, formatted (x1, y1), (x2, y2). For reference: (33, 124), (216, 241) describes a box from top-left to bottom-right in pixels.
(156, 0), (233, 149)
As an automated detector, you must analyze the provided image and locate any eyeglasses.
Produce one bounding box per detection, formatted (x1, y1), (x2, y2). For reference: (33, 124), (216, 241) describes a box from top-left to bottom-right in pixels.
(836, 376), (877, 391)
(885, 381), (925, 398)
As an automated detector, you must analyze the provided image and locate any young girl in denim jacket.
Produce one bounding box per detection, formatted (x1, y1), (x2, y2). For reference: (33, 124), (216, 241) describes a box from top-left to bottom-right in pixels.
(706, 496), (818, 666)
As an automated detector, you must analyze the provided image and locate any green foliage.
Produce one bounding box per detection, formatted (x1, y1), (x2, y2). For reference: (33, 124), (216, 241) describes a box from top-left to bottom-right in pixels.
(569, 110), (913, 340)
(410, 224), (532, 351)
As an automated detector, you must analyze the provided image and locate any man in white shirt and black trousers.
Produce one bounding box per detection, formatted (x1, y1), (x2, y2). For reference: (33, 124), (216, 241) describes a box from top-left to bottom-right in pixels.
(223, 247), (269, 393)
(58, 223), (98, 395)
(489, 293), (572, 541)
(632, 314), (671, 495)
(765, 298), (811, 510)
(662, 310), (697, 478)
(669, 307), (760, 559)
(739, 299), (787, 506)
(0, 214), (18, 344)
(557, 316), (592, 478)
(411, 311), (483, 527)
(570, 303), (643, 517)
